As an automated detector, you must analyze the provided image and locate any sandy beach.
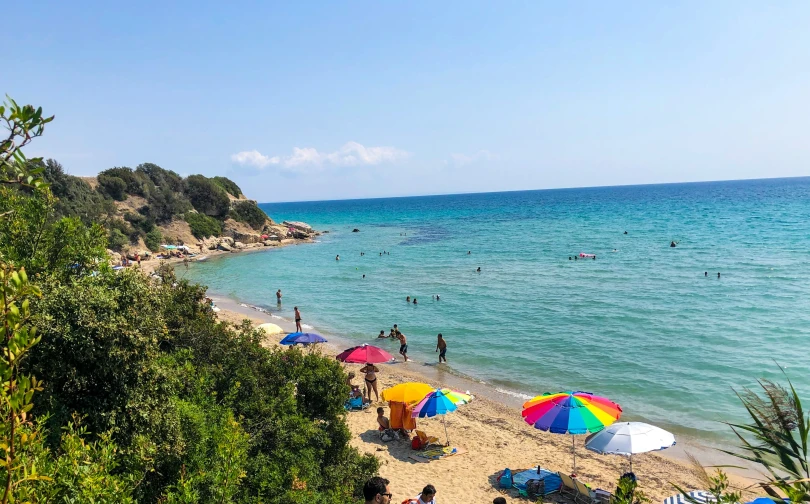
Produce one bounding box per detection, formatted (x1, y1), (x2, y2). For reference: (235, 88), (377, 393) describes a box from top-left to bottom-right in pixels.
(210, 296), (755, 504)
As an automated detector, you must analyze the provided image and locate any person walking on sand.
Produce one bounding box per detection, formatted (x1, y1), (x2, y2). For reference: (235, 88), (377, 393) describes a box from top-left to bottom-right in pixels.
(294, 306), (302, 332)
(360, 362), (380, 402)
(436, 333), (447, 363)
(397, 331), (409, 362)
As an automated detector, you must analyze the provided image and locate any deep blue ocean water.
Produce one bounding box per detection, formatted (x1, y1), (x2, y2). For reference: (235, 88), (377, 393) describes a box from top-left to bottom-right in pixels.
(186, 178), (810, 444)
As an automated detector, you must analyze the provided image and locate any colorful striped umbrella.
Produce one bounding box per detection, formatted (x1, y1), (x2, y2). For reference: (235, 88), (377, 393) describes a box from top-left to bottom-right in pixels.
(522, 391), (622, 471)
(411, 389), (474, 444)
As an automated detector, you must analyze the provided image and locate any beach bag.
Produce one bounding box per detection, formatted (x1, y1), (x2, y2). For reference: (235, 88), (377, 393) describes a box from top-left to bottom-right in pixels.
(526, 479), (544, 499)
(411, 436), (423, 450)
(498, 468), (513, 489)
(380, 429), (396, 442)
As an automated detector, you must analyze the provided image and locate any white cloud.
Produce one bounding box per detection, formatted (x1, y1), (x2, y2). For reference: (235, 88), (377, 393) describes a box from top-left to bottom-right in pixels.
(231, 142), (409, 173)
(448, 150), (494, 166)
(230, 150), (280, 168)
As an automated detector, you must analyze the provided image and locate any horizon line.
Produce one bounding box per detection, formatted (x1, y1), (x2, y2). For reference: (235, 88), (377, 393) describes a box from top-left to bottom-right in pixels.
(256, 174), (809, 205)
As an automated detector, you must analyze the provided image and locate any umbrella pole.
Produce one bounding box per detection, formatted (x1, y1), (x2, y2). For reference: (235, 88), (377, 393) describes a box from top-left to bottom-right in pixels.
(629, 454), (633, 473)
(572, 435), (576, 473)
(443, 416), (449, 446)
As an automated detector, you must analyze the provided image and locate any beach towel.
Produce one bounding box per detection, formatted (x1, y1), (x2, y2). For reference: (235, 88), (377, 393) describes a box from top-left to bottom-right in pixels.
(513, 468), (562, 496)
(389, 401), (417, 430)
(407, 446), (466, 463)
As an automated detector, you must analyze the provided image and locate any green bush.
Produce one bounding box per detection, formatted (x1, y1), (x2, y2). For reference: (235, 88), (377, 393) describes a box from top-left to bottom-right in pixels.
(145, 228), (162, 251)
(230, 200), (268, 230)
(97, 173), (127, 200)
(184, 175), (230, 217)
(185, 212), (222, 239)
(211, 176), (242, 197)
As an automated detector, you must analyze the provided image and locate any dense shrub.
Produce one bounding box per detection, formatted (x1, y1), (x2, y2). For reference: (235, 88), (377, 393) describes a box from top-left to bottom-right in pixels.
(211, 176), (242, 197)
(41, 159), (117, 223)
(185, 175), (230, 217)
(97, 173), (127, 200)
(99, 167), (148, 196)
(185, 212), (223, 239)
(145, 227), (163, 251)
(230, 200), (268, 230)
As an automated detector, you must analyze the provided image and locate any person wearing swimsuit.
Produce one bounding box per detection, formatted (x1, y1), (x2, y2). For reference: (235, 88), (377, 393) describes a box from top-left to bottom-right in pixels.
(436, 333), (447, 363)
(294, 306), (302, 333)
(397, 332), (409, 362)
(361, 362), (380, 402)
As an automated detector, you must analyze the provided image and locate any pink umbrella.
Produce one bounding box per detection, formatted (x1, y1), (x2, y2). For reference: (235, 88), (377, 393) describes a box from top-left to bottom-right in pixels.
(335, 344), (393, 363)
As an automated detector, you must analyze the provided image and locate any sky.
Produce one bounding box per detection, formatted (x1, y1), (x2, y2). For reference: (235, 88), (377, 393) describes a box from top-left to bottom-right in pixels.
(6, 1), (810, 202)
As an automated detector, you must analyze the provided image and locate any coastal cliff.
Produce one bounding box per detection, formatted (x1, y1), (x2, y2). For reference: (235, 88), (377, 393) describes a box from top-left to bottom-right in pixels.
(37, 159), (315, 259)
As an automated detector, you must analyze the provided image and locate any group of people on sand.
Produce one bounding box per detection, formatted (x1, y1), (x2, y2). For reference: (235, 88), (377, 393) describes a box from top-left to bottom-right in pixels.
(363, 476), (508, 504)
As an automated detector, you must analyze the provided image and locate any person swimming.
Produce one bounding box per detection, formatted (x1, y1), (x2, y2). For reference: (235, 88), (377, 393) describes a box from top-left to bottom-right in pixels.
(718, 272), (721, 278)
(476, 267), (481, 272)
(670, 241), (677, 248)
(624, 231), (628, 234)
(413, 298), (417, 305)
(406, 296), (411, 302)
(705, 271), (708, 277)
(336, 254), (340, 260)
(436, 294), (440, 300)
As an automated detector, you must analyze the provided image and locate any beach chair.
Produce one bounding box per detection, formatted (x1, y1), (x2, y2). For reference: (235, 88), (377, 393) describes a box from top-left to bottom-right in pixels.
(415, 430), (440, 449)
(558, 472), (578, 500)
(574, 478), (597, 504)
(594, 489), (614, 504)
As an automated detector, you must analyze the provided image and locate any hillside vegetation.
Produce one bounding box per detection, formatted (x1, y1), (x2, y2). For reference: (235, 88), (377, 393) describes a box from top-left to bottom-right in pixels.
(36, 158), (281, 253)
(0, 97), (375, 503)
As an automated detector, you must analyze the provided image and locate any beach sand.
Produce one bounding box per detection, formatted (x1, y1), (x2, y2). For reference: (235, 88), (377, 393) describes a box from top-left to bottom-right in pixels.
(209, 298), (756, 504)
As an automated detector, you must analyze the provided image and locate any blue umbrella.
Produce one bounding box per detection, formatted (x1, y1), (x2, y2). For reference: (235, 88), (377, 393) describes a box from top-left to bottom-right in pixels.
(746, 499), (789, 504)
(280, 332), (327, 345)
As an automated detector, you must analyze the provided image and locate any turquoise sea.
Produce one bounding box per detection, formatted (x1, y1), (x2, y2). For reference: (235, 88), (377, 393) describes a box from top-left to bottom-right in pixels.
(186, 178), (810, 446)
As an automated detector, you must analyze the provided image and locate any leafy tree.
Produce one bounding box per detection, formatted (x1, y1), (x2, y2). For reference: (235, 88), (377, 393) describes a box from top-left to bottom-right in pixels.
(185, 212), (222, 239)
(230, 200), (268, 230)
(40, 159), (116, 224)
(211, 176), (242, 198)
(98, 167), (149, 197)
(108, 227), (129, 251)
(145, 227), (163, 252)
(97, 173), (127, 200)
(184, 175), (230, 217)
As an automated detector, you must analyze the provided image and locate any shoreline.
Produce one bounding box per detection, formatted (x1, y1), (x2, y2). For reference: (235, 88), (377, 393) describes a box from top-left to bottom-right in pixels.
(208, 293), (757, 502)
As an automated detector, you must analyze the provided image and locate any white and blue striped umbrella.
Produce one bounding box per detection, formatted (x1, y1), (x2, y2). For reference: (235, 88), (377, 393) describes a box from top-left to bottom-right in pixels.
(664, 491), (716, 504)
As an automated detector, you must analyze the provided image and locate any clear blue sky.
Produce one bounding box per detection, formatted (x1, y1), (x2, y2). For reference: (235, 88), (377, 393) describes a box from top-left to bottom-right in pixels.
(8, 1), (810, 202)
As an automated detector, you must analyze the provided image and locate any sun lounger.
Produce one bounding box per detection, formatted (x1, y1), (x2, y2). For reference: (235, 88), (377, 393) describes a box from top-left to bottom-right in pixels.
(558, 472), (578, 499)
(574, 478), (597, 504)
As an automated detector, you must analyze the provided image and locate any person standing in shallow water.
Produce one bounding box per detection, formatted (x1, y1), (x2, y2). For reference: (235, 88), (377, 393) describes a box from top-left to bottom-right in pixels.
(276, 289), (282, 304)
(436, 333), (447, 363)
(294, 306), (302, 332)
(718, 272), (721, 278)
(397, 331), (409, 362)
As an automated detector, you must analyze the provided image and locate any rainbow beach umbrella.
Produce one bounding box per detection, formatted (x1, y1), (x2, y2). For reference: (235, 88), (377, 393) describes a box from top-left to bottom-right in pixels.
(411, 389), (474, 444)
(522, 391), (622, 471)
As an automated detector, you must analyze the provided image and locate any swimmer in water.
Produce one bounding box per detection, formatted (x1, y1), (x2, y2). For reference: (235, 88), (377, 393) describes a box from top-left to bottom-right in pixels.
(413, 298), (417, 305)
(476, 267), (481, 272)
(436, 294), (440, 300)
(670, 241), (677, 248)
(468, 251), (471, 255)
(378, 330), (387, 339)
(336, 254), (340, 260)
(718, 272), (721, 279)
(705, 271), (708, 277)
(593, 255), (596, 260)
(363, 274), (366, 279)
(406, 296), (410, 303)
(624, 231), (628, 234)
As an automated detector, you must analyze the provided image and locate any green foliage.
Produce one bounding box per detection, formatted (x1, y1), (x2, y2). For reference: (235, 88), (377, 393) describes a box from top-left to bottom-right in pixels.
(108, 227), (129, 251)
(723, 373), (810, 502)
(211, 176), (242, 197)
(230, 200), (268, 230)
(40, 159), (116, 224)
(614, 475), (650, 504)
(0, 186), (107, 278)
(97, 173), (127, 200)
(184, 175), (230, 218)
(145, 227), (163, 252)
(99, 167), (146, 197)
(673, 455), (742, 504)
(0, 95), (53, 190)
(185, 212), (223, 239)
